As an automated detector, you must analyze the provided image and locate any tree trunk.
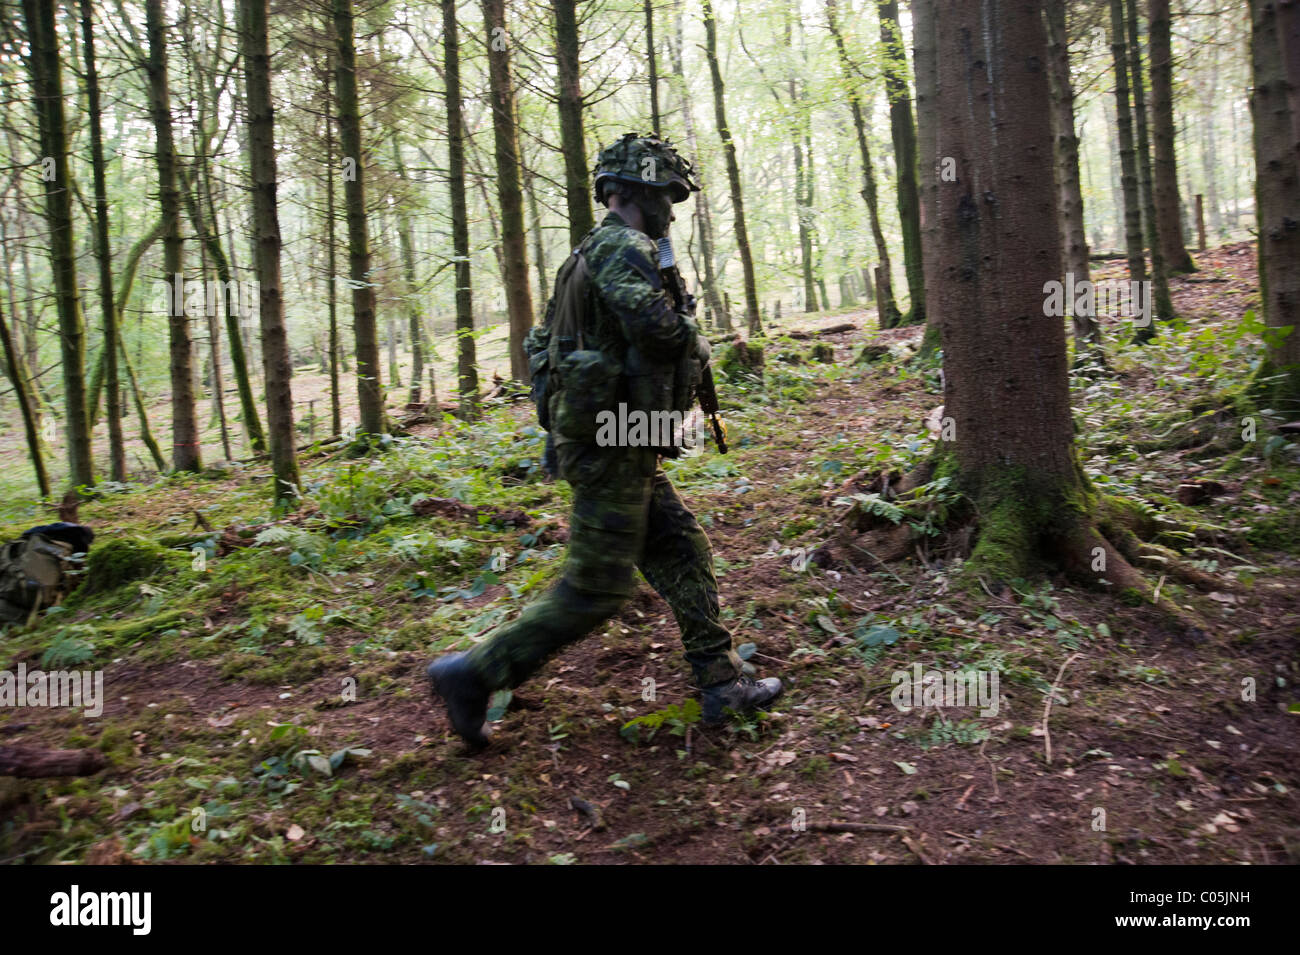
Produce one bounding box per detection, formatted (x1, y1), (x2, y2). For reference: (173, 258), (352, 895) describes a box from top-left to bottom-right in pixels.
(703, 0), (762, 335)
(645, 0), (660, 135)
(1126, 0), (1176, 340)
(334, 0), (385, 435)
(553, 0), (594, 247)
(484, 0), (534, 383)
(525, 164), (550, 315)
(827, 0), (901, 330)
(323, 55), (342, 436)
(22, 0), (96, 487)
(933, 0), (1164, 610)
(79, 0), (126, 482)
(1111, 0), (1147, 289)
(1044, 0), (1104, 352)
(1149, 0), (1197, 274)
(667, 10), (727, 327)
(239, 0), (300, 508)
(911, 0), (940, 354)
(390, 137), (426, 403)
(145, 0), (201, 473)
(877, 0), (924, 327)
(445, 0), (478, 419)
(1251, 0), (1300, 411)
(0, 299), (48, 495)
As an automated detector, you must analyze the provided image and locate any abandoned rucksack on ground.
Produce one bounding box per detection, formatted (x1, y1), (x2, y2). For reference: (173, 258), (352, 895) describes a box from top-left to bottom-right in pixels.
(0, 523), (93, 623)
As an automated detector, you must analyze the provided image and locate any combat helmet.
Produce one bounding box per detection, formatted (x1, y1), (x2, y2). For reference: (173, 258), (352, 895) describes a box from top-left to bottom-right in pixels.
(592, 133), (701, 205)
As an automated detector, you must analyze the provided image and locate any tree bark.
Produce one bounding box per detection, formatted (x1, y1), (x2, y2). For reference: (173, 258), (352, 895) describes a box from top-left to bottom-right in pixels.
(145, 0), (201, 473)
(877, 0), (924, 327)
(0, 298), (48, 495)
(911, 0), (940, 354)
(1149, 0), (1197, 273)
(1111, 0), (1148, 289)
(445, 0), (479, 419)
(1251, 0), (1300, 410)
(484, 0), (534, 384)
(1044, 0), (1104, 351)
(703, 0), (762, 335)
(239, 0), (301, 509)
(334, 0), (385, 435)
(322, 52), (342, 435)
(21, 0), (96, 487)
(0, 744), (105, 778)
(827, 0), (901, 329)
(553, 0), (594, 247)
(1126, 0), (1176, 339)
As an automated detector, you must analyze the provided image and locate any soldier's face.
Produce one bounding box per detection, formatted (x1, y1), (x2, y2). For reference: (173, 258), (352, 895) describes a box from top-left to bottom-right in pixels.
(638, 190), (675, 239)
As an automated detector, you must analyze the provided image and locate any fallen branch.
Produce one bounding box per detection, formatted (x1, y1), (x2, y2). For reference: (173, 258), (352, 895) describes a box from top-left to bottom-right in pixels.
(1041, 652), (1082, 765)
(0, 744), (106, 778)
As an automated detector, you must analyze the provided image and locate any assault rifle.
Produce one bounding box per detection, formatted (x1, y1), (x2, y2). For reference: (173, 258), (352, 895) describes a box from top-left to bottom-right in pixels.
(657, 238), (728, 454)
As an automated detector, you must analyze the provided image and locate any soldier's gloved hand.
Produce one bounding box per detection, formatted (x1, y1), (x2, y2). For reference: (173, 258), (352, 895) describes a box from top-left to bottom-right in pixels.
(681, 291), (698, 317)
(681, 317), (711, 363)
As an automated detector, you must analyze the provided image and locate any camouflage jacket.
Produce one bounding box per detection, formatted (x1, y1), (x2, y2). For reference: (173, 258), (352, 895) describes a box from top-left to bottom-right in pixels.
(577, 211), (695, 365)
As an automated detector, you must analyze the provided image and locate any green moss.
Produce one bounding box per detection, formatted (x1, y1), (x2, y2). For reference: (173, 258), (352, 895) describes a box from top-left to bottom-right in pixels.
(76, 537), (186, 597)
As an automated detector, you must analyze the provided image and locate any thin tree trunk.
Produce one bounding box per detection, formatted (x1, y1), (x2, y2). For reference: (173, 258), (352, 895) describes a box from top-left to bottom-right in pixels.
(553, 0), (593, 247)
(667, 10), (726, 327)
(827, 0), (901, 330)
(877, 0), (924, 327)
(334, 0), (385, 435)
(1149, 0), (1196, 273)
(911, 0), (940, 354)
(79, 0), (126, 481)
(703, 0), (761, 335)
(1044, 0), (1104, 351)
(239, 0), (300, 507)
(22, 0), (96, 487)
(645, 0), (660, 135)
(444, 0), (478, 419)
(323, 54), (342, 435)
(484, 0), (534, 383)
(1111, 0), (1148, 288)
(1251, 0), (1300, 411)
(1126, 0), (1176, 337)
(390, 136), (426, 402)
(0, 299), (48, 495)
(525, 164), (549, 315)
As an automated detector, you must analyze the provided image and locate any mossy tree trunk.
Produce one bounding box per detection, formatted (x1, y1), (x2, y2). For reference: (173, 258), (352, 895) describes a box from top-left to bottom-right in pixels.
(933, 0), (1183, 621)
(911, 0), (941, 357)
(1111, 0), (1148, 290)
(22, 0), (96, 487)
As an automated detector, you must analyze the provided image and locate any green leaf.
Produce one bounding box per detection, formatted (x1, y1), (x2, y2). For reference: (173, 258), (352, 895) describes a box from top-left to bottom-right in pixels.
(736, 642), (758, 661)
(893, 760), (917, 775)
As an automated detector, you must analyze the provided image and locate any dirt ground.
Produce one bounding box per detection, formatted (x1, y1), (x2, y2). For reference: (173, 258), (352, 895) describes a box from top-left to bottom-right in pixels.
(1, 242), (1297, 865)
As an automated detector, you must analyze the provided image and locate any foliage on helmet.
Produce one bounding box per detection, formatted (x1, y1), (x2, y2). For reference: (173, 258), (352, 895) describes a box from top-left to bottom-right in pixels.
(592, 132), (701, 204)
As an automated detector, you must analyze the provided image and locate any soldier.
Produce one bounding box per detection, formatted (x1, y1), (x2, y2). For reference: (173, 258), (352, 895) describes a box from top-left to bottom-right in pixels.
(427, 134), (782, 750)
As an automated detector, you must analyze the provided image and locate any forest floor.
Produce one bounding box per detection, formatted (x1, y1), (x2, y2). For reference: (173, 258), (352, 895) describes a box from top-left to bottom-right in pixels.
(1, 242), (1298, 865)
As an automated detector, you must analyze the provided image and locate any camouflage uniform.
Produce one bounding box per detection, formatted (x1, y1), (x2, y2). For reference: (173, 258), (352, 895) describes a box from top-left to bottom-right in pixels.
(464, 211), (743, 691)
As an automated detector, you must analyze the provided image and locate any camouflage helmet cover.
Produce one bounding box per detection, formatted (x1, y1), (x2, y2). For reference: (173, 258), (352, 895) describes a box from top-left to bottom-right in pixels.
(592, 132), (701, 204)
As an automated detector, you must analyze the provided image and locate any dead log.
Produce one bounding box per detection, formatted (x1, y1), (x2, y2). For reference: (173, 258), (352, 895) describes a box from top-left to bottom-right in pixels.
(0, 744), (106, 778)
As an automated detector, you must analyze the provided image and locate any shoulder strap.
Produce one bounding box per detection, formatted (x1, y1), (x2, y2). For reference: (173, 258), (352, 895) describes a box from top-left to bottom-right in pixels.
(549, 249), (590, 354)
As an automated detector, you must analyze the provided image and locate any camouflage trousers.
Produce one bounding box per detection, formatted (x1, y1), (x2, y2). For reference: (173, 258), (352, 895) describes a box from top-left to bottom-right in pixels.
(464, 442), (743, 692)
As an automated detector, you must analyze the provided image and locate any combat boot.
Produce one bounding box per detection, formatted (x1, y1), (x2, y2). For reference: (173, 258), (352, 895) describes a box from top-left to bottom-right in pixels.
(427, 653), (491, 750)
(700, 674), (783, 725)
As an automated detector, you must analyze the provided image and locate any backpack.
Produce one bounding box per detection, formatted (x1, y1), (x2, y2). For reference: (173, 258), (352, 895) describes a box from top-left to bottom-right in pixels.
(0, 528), (87, 624)
(526, 246), (624, 446)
